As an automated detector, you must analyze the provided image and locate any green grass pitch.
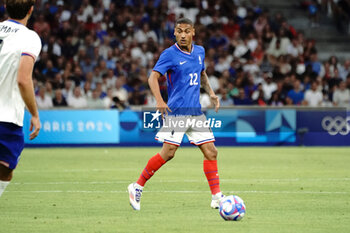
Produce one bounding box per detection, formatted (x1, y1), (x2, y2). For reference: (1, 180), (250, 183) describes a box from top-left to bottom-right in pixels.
(0, 147), (349, 233)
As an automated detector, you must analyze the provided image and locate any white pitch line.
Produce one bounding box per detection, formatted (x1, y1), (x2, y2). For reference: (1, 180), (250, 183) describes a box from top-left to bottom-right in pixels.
(10, 178), (350, 185)
(11, 181), (126, 185)
(16, 169), (132, 173)
(5, 190), (348, 195)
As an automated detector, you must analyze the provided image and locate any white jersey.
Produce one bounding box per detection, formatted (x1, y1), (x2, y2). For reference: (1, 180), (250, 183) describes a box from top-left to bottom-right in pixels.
(0, 20), (41, 126)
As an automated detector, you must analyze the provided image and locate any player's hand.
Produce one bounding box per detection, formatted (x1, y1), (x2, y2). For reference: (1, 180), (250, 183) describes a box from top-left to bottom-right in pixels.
(156, 100), (172, 119)
(29, 116), (41, 140)
(210, 94), (220, 113)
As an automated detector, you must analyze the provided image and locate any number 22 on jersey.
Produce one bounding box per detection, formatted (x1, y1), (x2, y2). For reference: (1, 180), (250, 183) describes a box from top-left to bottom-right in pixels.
(189, 73), (199, 86)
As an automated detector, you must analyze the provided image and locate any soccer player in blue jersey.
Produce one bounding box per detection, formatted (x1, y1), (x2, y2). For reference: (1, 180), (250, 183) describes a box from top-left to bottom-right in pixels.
(128, 18), (224, 210)
(0, 0), (41, 198)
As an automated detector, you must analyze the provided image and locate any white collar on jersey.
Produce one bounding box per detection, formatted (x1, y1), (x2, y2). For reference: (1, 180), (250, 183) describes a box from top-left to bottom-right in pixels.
(175, 43), (194, 55)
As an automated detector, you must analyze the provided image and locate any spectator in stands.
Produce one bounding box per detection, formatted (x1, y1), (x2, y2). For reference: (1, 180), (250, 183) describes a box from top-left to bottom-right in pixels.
(266, 39), (284, 65)
(36, 85), (53, 109)
(234, 88), (253, 105)
(339, 60), (350, 80)
(251, 83), (267, 106)
(87, 89), (105, 109)
(103, 88), (114, 109)
(277, 55), (292, 75)
(262, 72), (277, 100)
(243, 56), (260, 76)
(42, 35), (62, 57)
(247, 32), (258, 52)
(53, 89), (68, 107)
(270, 91), (284, 106)
(268, 28), (291, 60)
(218, 88), (234, 107)
(254, 14), (267, 37)
(215, 56), (231, 74)
(287, 38), (303, 58)
(42, 60), (59, 79)
(128, 79), (146, 105)
(83, 81), (92, 98)
(308, 0), (320, 28)
(321, 90), (333, 107)
(105, 69), (117, 89)
(223, 18), (240, 39)
(244, 74), (257, 98)
(305, 52), (322, 76)
(262, 23), (275, 45)
(80, 56), (96, 75)
(209, 28), (229, 49)
(251, 40), (265, 65)
(112, 78), (128, 103)
(131, 43), (153, 68)
(67, 86), (87, 109)
(304, 80), (323, 107)
(333, 81), (350, 108)
(96, 82), (107, 99)
(286, 79), (304, 105)
(44, 81), (54, 98)
(328, 68), (343, 90)
(135, 23), (158, 44)
(61, 79), (73, 100)
(329, 56), (341, 74)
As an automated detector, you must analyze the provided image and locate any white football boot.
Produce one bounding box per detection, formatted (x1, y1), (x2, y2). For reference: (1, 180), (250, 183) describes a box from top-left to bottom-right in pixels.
(210, 192), (225, 209)
(128, 183), (143, 211)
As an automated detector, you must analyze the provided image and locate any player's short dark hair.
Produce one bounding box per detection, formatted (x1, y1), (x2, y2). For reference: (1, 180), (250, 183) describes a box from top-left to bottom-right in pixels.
(5, 0), (35, 20)
(175, 18), (194, 27)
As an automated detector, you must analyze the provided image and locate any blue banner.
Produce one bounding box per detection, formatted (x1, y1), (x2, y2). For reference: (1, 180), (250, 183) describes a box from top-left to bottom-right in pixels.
(206, 109), (296, 145)
(297, 110), (349, 146)
(23, 109), (350, 146)
(24, 110), (119, 144)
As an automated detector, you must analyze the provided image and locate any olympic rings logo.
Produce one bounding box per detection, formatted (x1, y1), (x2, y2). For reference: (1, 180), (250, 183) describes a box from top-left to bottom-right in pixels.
(321, 116), (350, 136)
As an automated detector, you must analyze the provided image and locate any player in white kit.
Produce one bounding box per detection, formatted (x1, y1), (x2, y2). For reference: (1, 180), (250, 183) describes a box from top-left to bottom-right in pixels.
(0, 0), (42, 198)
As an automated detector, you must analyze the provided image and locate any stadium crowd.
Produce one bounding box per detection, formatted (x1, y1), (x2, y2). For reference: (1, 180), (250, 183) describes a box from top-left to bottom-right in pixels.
(0, 0), (349, 110)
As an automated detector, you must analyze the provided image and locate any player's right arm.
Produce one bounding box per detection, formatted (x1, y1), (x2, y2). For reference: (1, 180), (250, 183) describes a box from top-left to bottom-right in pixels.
(17, 55), (40, 140)
(148, 71), (171, 118)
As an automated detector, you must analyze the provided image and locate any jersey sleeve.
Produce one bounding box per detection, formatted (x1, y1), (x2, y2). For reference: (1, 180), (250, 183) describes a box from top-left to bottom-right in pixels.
(153, 49), (173, 76)
(21, 30), (42, 61)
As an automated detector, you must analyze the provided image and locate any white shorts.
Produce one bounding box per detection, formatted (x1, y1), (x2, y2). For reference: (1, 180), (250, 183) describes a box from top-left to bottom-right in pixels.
(155, 114), (215, 146)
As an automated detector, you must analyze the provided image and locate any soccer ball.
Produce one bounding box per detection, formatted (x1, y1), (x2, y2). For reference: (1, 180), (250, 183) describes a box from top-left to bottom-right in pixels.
(219, 195), (246, 221)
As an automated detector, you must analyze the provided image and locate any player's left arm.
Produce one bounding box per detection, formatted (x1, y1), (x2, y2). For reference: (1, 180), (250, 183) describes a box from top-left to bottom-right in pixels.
(18, 31), (42, 140)
(17, 56), (40, 140)
(201, 70), (220, 112)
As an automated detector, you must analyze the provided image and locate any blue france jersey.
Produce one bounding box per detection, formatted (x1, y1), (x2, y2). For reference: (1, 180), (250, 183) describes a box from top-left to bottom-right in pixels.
(153, 43), (205, 116)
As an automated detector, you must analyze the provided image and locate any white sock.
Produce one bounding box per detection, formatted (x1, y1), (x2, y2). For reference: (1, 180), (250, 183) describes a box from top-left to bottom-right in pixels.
(212, 192), (223, 199)
(134, 183), (143, 190)
(0, 181), (10, 197)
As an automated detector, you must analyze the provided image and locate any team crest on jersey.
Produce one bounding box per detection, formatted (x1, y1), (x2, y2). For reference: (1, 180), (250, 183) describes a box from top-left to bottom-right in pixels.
(198, 56), (202, 65)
